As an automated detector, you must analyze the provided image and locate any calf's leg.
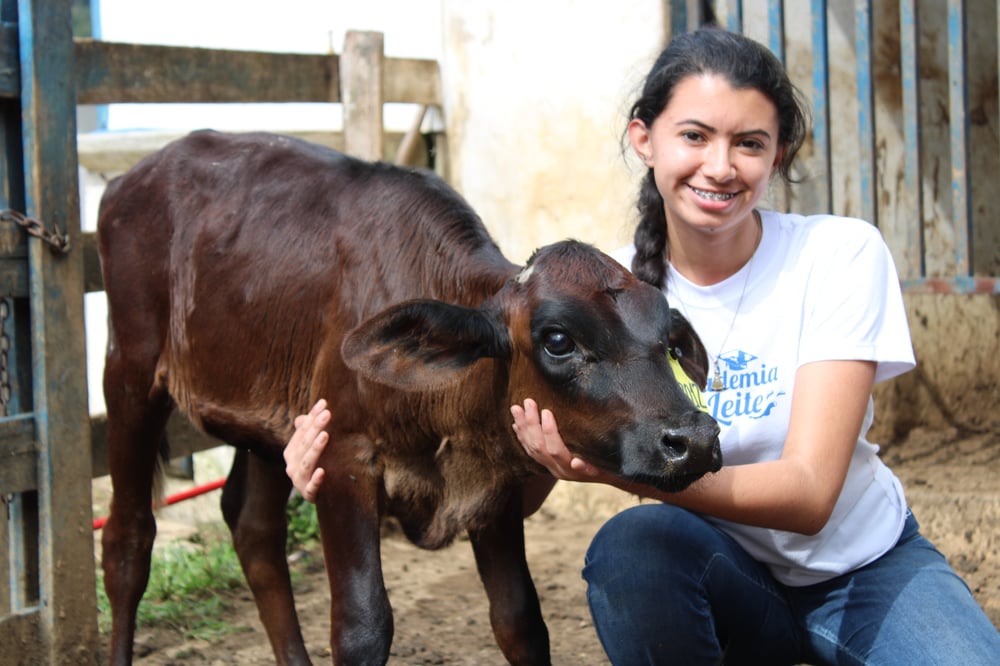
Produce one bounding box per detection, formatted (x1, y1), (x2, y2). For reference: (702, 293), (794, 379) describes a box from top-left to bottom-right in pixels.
(222, 449), (311, 666)
(314, 434), (394, 665)
(101, 348), (173, 666)
(469, 486), (551, 665)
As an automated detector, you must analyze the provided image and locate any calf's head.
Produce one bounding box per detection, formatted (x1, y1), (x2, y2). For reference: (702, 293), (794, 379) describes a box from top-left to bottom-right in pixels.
(343, 240), (722, 493)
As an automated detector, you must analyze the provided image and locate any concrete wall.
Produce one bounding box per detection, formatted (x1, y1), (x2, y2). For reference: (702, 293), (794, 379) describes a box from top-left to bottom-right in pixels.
(873, 294), (1000, 443)
(439, 0), (667, 264)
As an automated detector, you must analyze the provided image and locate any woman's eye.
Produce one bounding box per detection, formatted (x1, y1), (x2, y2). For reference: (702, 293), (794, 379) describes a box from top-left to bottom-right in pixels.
(542, 330), (576, 358)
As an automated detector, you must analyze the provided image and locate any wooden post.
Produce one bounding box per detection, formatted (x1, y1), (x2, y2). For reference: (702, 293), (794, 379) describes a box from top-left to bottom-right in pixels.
(15, 0), (97, 662)
(341, 30), (385, 160)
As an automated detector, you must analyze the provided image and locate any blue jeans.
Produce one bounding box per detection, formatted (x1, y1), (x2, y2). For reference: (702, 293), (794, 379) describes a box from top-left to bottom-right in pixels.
(583, 504), (1000, 665)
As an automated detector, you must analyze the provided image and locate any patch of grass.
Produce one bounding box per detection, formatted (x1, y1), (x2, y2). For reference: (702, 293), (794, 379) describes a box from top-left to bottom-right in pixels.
(96, 532), (249, 641)
(285, 492), (320, 551)
(96, 498), (322, 641)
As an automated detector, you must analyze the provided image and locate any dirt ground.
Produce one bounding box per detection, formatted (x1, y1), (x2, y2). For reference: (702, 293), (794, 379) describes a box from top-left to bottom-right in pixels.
(97, 426), (1000, 665)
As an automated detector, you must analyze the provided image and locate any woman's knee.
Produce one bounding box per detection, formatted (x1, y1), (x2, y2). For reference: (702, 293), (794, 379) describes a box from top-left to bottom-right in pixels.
(582, 505), (745, 663)
(584, 504), (719, 586)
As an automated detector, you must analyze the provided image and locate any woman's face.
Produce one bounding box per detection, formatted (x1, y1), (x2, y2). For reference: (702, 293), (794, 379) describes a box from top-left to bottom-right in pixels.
(629, 73), (782, 237)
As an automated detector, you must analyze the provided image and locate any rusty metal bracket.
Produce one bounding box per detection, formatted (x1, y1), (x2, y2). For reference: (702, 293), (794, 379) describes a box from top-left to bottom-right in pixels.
(0, 208), (71, 254)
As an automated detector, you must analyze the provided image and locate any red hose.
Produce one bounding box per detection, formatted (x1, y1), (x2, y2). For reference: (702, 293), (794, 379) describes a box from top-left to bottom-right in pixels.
(92, 477), (227, 530)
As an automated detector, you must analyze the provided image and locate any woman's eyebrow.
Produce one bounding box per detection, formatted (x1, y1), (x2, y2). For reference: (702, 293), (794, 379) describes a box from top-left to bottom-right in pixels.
(675, 119), (772, 141)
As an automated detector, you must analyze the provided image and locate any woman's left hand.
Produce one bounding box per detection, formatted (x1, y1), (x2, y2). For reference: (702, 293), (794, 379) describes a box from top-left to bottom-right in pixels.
(285, 399), (330, 502)
(510, 398), (607, 483)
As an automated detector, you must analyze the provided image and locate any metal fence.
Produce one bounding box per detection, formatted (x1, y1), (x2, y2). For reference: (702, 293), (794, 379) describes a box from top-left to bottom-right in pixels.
(671, 0), (999, 294)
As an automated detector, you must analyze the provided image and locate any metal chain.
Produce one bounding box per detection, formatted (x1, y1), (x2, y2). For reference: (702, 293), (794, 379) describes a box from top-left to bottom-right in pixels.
(0, 207), (70, 414)
(0, 208), (71, 253)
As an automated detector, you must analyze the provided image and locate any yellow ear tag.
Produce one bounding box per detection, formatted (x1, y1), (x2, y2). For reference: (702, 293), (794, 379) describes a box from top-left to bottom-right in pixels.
(669, 353), (710, 413)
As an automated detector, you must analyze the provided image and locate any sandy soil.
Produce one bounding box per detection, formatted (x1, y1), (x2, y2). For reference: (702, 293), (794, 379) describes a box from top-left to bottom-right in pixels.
(96, 427), (1000, 665)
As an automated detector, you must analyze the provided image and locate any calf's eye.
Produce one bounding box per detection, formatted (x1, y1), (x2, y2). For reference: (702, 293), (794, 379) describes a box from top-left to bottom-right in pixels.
(542, 330), (576, 358)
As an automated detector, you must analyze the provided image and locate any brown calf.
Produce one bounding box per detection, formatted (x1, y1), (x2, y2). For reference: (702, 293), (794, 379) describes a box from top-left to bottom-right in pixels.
(97, 130), (721, 665)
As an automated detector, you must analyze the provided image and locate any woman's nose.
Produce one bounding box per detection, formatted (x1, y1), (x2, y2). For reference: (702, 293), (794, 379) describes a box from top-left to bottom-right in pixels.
(702, 144), (735, 180)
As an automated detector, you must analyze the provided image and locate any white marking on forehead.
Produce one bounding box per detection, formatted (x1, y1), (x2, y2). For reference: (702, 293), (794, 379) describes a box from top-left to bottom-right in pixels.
(515, 265), (535, 284)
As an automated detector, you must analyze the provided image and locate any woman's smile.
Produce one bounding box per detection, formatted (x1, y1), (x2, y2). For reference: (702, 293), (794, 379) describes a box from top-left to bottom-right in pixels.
(690, 187), (736, 201)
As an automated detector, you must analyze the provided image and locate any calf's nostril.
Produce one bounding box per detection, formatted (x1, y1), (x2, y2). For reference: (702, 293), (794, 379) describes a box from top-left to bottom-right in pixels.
(661, 430), (690, 463)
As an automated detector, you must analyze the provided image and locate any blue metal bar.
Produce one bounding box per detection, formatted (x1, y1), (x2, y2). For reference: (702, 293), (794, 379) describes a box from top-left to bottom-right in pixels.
(902, 276), (1000, 294)
(767, 0), (785, 64)
(90, 0), (108, 129)
(947, 0), (971, 275)
(669, 0), (687, 38)
(810, 0), (831, 214)
(723, 0), (742, 33)
(854, 0), (877, 226)
(899, 0), (924, 279)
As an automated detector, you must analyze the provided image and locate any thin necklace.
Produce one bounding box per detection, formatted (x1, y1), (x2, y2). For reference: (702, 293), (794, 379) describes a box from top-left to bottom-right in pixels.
(670, 210), (762, 392)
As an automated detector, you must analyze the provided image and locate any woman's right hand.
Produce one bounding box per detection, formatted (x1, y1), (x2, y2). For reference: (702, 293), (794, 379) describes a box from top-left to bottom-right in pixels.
(285, 399), (330, 502)
(511, 398), (610, 484)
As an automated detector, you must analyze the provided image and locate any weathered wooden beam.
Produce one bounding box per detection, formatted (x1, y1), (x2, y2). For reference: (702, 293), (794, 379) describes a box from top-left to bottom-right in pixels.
(17, 1), (98, 662)
(73, 39), (441, 107)
(90, 412), (222, 480)
(384, 56), (440, 106)
(0, 413), (37, 494)
(74, 39), (339, 104)
(342, 30), (384, 160)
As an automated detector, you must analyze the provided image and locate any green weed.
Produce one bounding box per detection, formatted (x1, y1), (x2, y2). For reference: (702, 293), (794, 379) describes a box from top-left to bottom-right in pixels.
(95, 498), (322, 640)
(96, 532), (248, 641)
(285, 492), (321, 551)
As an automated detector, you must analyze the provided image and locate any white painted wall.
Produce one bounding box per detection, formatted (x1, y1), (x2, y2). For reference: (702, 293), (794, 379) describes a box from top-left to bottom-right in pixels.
(440, 1), (666, 263)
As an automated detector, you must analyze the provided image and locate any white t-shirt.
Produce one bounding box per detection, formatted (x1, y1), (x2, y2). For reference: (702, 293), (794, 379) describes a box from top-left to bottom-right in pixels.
(614, 210), (916, 586)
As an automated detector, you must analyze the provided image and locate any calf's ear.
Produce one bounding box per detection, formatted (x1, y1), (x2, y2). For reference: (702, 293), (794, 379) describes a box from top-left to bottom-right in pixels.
(668, 308), (710, 390)
(342, 299), (511, 390)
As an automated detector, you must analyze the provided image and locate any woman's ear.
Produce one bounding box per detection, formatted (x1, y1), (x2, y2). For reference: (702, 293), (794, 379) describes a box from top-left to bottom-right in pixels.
(628, 119), (654, 167)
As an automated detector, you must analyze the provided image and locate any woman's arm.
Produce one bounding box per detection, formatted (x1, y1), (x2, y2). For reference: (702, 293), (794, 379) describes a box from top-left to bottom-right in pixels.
(511, 359), (876, 535)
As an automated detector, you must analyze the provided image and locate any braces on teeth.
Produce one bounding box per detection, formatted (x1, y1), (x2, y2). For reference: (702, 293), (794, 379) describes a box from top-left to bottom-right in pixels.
(693, 187), (735, 201)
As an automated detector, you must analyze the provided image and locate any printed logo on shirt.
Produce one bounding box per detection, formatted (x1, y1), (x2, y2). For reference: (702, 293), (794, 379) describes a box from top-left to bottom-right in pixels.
(704, 348), (786, 426)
